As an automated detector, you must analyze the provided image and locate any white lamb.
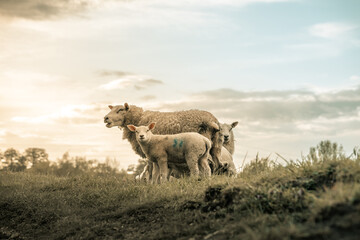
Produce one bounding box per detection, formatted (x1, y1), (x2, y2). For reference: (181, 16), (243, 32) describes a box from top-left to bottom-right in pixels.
(220, 121), (238, 155)
(213, 121), (239, 175)
(127, 122), (212, 183)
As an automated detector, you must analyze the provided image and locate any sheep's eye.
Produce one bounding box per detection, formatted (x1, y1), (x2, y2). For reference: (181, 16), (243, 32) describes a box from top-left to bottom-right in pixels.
(146, 130), (149, 132)
(117, 109), (124, 113)
(135, 131), (139, 133)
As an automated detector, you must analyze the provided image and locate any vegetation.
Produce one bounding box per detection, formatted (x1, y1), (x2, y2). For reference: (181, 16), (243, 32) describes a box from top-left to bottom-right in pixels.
(1, 140), (359, 239)
(0, 148), (121, 176)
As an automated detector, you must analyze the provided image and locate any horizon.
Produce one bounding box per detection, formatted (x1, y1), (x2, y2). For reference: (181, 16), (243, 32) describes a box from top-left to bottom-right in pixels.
(1, 0), (359, 169)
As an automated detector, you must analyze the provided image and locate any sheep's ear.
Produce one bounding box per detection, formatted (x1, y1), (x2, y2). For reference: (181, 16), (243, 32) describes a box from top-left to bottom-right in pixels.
(127, 125), (136, 132)
(231, 121), (238, 128)
(148, 122), (156, 130)
(124, 103), (129, 111)
(108, 105), (114, 110)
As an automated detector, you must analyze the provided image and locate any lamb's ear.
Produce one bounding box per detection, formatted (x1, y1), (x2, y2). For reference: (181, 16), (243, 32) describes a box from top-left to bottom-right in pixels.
(148, 122), (156, 130)
(127, 125), (136, 132)
(108, 105), (114, 110)
(124, 103), (129, 111)
(231, 121), (238, 128)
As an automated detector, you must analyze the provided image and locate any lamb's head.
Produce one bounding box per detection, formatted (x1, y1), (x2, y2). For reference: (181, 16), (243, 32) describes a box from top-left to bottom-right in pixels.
(104, 103), (130, 128)
(127, 123), (156, 143)
(220, 121), (238, 143)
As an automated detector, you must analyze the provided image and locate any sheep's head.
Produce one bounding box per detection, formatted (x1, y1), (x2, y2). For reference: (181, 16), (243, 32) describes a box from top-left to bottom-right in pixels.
(127, 123), (156, 143)
(220, 121), (238, 143)
(104, 103), (130, 128)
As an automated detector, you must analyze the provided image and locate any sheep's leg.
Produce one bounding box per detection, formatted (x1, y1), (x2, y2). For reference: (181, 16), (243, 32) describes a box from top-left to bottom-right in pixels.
(186, 154), (200, 177)
(151, 162), (160, 184)
(210, 131), (223, 171)
(199, 156), (211, 177)
(158, 158), (169, 183)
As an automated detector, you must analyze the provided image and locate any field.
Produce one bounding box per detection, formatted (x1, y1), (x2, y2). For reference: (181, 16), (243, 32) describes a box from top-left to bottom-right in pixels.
(1, 144), (360, 239)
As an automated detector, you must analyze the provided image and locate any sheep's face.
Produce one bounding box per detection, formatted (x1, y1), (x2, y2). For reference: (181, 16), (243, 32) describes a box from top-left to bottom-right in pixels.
(104, 103), (129, 128)
(127, 123), (156, 144)
(220, 122), (238, 143)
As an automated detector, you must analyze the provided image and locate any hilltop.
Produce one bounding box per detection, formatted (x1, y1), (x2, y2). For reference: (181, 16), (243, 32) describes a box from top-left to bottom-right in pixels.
(1, 141), (360, 239)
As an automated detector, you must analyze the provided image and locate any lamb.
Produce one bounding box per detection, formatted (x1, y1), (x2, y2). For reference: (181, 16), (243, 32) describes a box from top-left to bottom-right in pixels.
(127, 123), (212, 183)
(220, 122), (238, 155)
(211, 121), (239, 175)
(136, 161), (152, 182)
(104, 103), (223, 171)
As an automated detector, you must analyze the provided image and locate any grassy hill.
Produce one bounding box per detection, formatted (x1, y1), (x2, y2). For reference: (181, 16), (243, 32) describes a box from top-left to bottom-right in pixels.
(1, 142), (360, 239)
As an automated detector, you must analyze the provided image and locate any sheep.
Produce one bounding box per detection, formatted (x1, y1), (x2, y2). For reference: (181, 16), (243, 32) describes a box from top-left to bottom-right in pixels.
(104, 103), (223, 171)
(127, 122), (212, 183)
(220, 122), (238, 155)
(136, 120), (240, 180)
(217, 147), (237, 175)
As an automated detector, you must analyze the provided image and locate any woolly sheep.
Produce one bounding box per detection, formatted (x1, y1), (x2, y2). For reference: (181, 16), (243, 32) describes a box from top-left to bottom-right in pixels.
(218, 147), (237, 175)
(104, 103), (223, 170)
(220, 122), (238, 155)
(127, 123), (212, 183)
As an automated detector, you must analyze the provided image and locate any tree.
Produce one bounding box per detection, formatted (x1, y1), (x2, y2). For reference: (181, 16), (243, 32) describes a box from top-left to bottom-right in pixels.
(24, 148), (49, 165)
(4, 148), (19, 162)
(4, 148), (26, 171)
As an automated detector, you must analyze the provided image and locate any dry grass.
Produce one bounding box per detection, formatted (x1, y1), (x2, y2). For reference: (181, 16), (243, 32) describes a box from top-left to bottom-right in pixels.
(1, 141), (360, 239)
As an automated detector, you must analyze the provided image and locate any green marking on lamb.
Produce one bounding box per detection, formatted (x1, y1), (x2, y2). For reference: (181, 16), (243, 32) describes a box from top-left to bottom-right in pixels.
(173, 139), (184, 148)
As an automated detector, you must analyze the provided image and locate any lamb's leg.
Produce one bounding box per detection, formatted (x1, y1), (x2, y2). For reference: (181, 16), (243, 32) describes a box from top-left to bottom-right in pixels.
(186, 153), (200, 177)
(151, 162), (160, 184)
(158, 158), (169, 183)
(139, 162), (149, 182)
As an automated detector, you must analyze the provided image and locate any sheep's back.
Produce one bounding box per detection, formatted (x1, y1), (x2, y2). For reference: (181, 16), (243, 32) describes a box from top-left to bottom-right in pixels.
(138, 109), (218, 135)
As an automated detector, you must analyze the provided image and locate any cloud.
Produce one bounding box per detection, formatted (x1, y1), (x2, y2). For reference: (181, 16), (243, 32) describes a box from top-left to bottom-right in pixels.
(99, 71), (163, 90)
(0, 130), (52, 149)
(309, 22), (356, 39)
(140, 95), (157, 101)
(149, 85), (360, 134)
(130, 0), (293, 7)
(99, 70), (131, 78)
(350, 75), (360, 82)
(0, 0), (102, 20)
(0, 0), (292, 21)
(11, 104), (104, 125)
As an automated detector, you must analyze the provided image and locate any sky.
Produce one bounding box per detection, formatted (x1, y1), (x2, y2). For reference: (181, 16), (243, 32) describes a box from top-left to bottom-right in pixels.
(0, 0), (359, 170)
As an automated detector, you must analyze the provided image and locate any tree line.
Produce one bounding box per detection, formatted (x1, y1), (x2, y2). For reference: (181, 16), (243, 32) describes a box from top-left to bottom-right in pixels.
(0, 147), (124, 176)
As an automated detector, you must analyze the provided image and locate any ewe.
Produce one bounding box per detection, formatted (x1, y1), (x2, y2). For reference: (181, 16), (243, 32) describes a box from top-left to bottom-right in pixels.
(104, 103), (223, 171)
(127, 123), (212, 183)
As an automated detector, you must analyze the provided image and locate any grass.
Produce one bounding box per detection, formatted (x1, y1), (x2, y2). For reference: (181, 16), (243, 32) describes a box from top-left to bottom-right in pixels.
(1, 146), (360, 239)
